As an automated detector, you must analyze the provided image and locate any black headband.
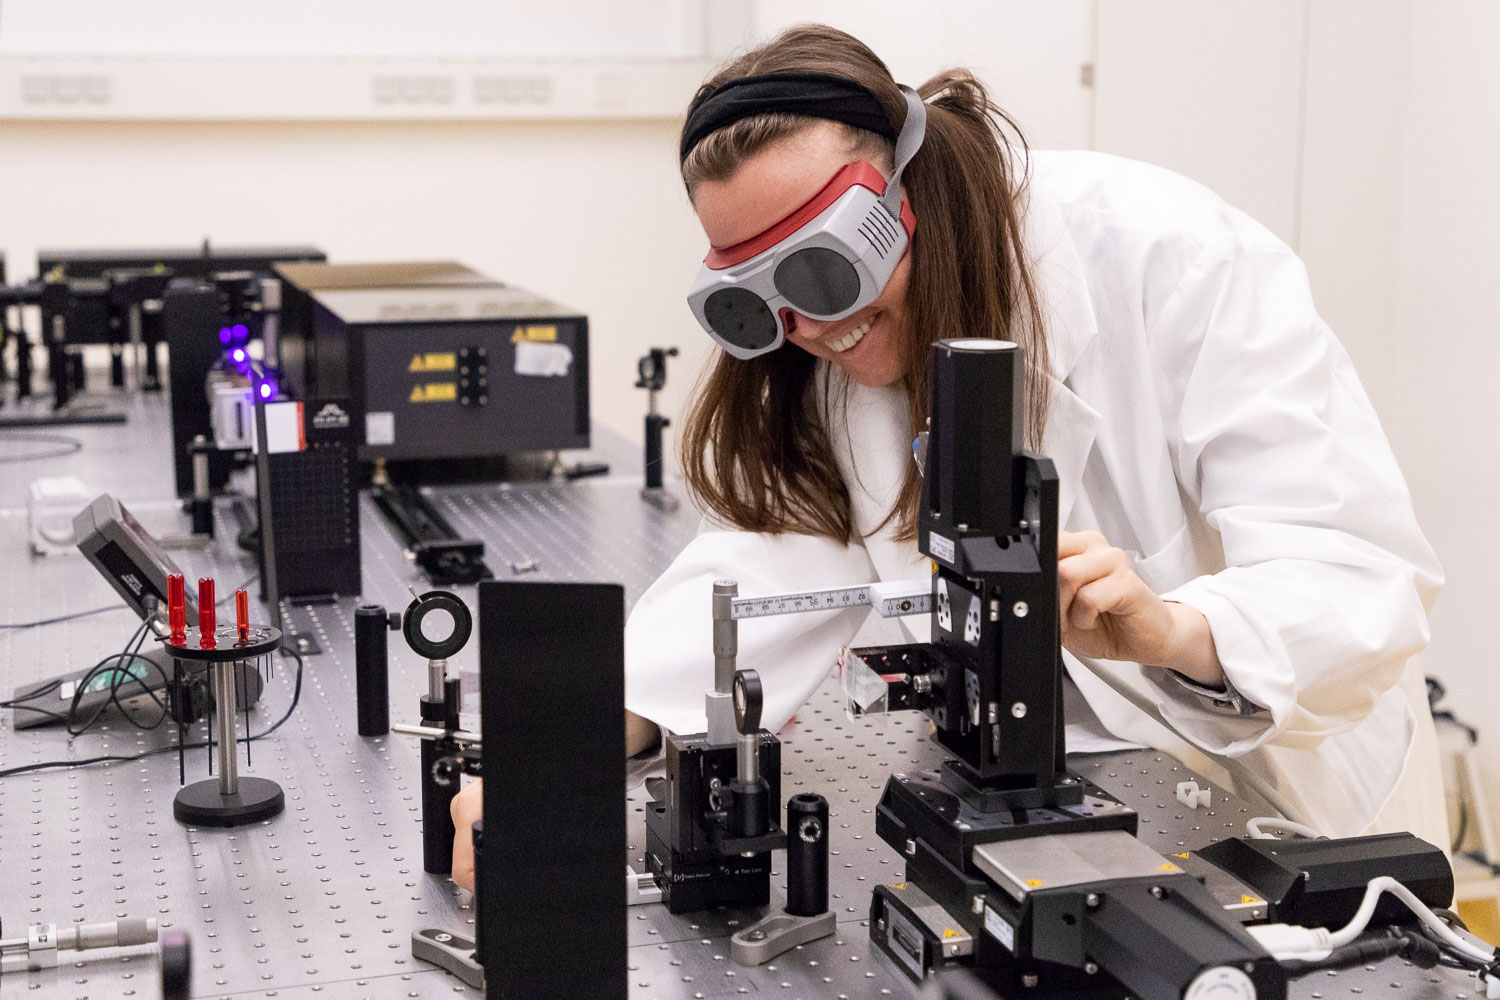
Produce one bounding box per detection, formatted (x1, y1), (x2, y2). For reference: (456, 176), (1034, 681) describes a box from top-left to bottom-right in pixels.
(679, 72), (896, 163)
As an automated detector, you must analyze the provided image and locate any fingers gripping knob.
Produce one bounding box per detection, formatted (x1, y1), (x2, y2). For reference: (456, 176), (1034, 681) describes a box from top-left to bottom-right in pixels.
(733, 669), (763, 734)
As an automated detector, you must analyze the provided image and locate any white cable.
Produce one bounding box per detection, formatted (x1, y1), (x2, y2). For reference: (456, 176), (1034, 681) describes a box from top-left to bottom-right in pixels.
(1322, 876), (1493, 964)
(1252, 876), (1496, 966)
(1246, 923), (1333, 960)
(1246, 816), (1323, 840)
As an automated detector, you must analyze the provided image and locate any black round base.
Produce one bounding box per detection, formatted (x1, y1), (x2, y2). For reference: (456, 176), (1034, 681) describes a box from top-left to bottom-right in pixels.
(174, 776), (284, 827)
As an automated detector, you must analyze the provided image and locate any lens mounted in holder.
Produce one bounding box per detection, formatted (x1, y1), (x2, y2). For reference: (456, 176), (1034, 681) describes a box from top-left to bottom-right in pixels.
(402, 590), (473, 661)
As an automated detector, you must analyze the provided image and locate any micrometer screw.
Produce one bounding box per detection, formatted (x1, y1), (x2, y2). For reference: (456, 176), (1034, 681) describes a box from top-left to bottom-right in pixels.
(1012, 601), (1029, 618)
(1011, 702), (1027, 719)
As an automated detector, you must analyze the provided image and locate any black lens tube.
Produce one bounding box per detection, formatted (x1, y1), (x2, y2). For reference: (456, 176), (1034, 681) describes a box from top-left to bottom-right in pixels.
(354, 604), (391, 737)
(786, 793), (829, 917)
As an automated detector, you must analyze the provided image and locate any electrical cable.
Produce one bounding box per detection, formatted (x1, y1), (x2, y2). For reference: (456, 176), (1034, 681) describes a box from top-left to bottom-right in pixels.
(0, 431), (83, 464)
(1246, 816), (1324, 840)
(0, 647), (303, 780)
(1252, 875), (1497, 968)
(64, 618), (154, 736)
(0, 605), (126, 629)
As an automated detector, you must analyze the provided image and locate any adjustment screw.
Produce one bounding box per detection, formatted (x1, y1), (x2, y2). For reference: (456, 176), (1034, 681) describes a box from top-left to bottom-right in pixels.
(1150, 886), (1166, 900)
(971, 896), (984, 914)
(1011, 702), (1027, 719)
(1013, 601), (1029, 618)
(1084, 962), (1098, 975)
(1022, 974), (1039, 988)
(905, 838), (917, 856)
(1084, 893), (1100, 910)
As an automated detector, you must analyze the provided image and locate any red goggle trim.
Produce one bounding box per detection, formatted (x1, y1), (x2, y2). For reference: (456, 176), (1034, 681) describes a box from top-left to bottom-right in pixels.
(703, 160), (913, 271)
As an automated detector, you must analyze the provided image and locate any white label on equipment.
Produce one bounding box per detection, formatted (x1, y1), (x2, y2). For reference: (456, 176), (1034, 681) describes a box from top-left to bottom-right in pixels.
(366, 411), (395, 446)
(929, 532), (955, 563)
(983, 906), (1015, 953)
(515, 340), (573, 377)
(263, 401), (305, 454)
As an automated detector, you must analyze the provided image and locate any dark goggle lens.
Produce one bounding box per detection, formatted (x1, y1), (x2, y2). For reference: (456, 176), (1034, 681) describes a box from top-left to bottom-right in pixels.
(702, 287), (780, 352)
(773, 247), (861, 316)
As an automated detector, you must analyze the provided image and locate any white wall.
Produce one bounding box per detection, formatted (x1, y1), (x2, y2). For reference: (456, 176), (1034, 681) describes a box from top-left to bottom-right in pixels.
(1093, 0), (1307, 245)
(753, 0), (1095, 150)
(0, 117), (715, 446)
(1391, 3), (1500, 835)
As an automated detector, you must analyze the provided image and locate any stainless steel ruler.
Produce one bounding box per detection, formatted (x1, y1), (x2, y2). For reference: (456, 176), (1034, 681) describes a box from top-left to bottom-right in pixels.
(730, 580), (931, 620)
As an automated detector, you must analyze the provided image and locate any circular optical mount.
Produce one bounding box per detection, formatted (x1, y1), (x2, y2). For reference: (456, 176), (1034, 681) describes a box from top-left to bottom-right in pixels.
(733, 669), (763, 734)
(402, 590), (473, 661)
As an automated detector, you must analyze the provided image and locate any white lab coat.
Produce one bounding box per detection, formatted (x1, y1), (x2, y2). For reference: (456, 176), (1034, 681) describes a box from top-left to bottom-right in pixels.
(625, 150), (1447, 848)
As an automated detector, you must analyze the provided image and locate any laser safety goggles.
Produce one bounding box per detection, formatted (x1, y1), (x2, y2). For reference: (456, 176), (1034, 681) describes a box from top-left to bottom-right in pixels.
(685, 86), (927, 360)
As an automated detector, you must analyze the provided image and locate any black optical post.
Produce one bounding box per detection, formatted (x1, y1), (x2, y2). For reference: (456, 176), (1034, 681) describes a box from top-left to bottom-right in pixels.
(636, 346), (679, 511)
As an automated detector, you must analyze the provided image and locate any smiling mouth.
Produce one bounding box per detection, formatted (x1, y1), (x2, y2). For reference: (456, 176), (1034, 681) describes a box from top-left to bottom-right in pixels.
(825, 318), (872, 354)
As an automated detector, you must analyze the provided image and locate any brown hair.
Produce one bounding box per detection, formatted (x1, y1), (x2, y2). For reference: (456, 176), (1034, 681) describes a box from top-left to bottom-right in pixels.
(679, 24), (1049, 544)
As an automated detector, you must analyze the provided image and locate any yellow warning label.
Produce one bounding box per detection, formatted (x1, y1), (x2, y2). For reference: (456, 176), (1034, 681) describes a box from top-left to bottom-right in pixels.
(1173, 852), (1190, 859)
(511, 324), (558, 344)
(891, 883), (907, 890)
(1158, 863), (1180, 873)
(1241, 895), (1263, 905)
(409, 382), (457, 403)
(943, 929), (958, 939)
(1025, 879), (1045, 888)
(409, 352), (457, 373)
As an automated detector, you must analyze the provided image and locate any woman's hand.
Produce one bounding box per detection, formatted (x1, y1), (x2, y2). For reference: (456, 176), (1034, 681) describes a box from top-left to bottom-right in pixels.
(450, 778), (482, 892)
(448, 714), (657, 893)
(1057, 530), (1224, 688)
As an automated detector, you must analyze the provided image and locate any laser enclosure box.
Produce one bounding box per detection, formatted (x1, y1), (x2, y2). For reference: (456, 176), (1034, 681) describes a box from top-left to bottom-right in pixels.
(290, 280), (589, 463)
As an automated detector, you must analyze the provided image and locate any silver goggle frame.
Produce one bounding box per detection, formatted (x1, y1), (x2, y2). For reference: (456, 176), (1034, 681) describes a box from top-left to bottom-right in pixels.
(686, 86), (927, 360)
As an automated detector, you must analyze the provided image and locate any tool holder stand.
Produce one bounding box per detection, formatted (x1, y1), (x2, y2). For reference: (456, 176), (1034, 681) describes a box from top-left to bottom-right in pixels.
(167, 625), (285, 827)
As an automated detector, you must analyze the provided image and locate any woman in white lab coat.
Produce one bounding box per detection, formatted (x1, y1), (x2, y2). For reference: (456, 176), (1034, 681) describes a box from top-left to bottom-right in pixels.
(450, 25), (1444, 890)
